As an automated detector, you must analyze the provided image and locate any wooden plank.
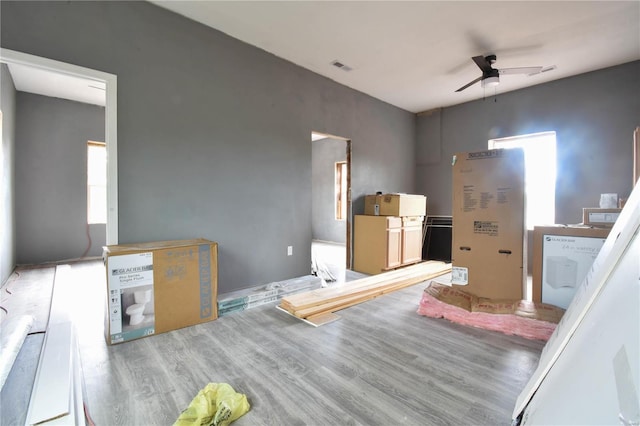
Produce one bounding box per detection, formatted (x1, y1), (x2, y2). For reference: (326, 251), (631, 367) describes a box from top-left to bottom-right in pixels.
(283, 261), (438, 304)
(305, 312), (341, 326)
(282, 262), (450, 312)
(282, 265), (445, 315)
(291, 266), (450, 318)
(282, 261), (449, 311)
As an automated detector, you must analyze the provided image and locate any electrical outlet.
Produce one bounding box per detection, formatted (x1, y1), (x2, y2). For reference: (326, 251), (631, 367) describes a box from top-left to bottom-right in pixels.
(287, 246), (293, 256)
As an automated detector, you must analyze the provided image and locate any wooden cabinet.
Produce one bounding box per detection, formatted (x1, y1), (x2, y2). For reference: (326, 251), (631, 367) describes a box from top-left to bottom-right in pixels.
(386, 223), (402, 269)
(354, 215), (423, 274)
(401, 217), (423, 264)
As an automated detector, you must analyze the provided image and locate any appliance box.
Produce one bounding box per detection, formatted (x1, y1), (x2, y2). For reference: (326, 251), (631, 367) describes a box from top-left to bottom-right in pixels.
(532, 226), (609, 308)
(451, 149), (526, 300)
(103, 238), (218, 345)
(582, 208), (622, 227)
(364, 193), (427, 217)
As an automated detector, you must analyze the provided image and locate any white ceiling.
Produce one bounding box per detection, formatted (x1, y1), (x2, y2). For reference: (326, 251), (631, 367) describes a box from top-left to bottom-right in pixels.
(5, 2), (638, 113)
(6, 62), (106, 107)
(150, 0), (640, 113)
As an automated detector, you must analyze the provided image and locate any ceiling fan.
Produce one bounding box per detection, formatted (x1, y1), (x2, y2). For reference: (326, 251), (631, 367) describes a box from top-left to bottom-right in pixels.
(455, 54), (545, 92)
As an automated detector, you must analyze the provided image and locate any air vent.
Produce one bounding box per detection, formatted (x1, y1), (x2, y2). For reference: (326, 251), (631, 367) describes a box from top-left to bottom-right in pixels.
(331, 60), (353, 72)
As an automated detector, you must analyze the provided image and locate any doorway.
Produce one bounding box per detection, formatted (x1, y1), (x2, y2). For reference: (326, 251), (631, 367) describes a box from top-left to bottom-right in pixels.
(0, 48), (118, 247)
(311, 132), (352, 284)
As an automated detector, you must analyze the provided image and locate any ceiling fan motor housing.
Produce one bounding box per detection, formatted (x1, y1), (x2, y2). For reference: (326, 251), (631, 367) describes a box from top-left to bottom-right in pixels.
(482, 68), (500, 88)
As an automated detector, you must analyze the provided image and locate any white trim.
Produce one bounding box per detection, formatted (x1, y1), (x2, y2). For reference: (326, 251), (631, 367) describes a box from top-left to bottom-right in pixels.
(0, 48), (118, 244)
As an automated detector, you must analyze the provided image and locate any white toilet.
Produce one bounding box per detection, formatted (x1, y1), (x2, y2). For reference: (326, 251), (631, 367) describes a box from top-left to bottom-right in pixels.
(126, 289), (152, 325)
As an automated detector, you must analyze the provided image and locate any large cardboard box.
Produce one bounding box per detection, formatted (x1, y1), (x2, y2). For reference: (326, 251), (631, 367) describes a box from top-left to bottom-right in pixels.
(364, 193), (426, 216)
(532, 226), (609, 308)
(451, 149), (525, 300)
(103, 238), (218, 345)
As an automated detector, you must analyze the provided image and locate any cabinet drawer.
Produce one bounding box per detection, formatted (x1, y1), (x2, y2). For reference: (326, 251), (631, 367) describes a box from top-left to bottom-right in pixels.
(386, 217), (402, 229)
(402, 216), (424, 227)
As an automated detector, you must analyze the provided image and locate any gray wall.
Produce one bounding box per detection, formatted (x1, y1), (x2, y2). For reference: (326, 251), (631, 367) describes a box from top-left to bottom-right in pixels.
(312, 137), (346, 243)
(1, 1), (416, 293)
(15, 93), (106, 264)
(416, 61), (640, 225)
(1, 64), (16, 285)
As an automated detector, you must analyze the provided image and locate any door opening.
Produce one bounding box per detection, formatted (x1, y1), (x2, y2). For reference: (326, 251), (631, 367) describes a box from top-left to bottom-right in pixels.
(311, 132), (352, 284)
(0, 48), (118, 246)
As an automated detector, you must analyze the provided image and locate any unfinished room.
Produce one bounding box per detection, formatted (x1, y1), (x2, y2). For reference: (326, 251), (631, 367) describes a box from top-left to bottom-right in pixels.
(1, 1), (639, 425)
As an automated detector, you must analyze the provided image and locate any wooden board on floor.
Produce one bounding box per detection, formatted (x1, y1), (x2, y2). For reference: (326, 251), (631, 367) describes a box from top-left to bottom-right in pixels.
(281, 261), (449, 311)
(279, 261), (451, 322)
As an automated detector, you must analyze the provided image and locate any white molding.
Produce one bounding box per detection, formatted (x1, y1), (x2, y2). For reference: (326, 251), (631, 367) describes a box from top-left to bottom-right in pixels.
(0, 48), (118, 245)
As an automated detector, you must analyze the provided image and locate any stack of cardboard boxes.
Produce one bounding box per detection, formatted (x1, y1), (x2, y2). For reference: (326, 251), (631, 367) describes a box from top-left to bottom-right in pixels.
(353, 193), (427, 275)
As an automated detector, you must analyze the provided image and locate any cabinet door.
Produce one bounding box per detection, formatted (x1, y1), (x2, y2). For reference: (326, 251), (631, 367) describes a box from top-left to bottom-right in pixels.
(386, 228), (402, 269)
(402, 225), (423, 264)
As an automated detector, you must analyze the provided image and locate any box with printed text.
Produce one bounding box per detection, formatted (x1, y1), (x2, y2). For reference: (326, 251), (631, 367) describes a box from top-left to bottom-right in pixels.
(103, 238), (218, 345)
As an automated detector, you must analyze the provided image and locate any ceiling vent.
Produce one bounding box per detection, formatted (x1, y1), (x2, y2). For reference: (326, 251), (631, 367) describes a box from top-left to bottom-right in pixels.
(331, 60), (353, 72)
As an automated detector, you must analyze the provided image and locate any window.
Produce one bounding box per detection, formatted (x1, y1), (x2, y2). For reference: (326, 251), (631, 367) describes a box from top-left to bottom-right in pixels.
(489, 132), (557, 229)
(87, 141), (107, 224)
(335, 161), (347, 220)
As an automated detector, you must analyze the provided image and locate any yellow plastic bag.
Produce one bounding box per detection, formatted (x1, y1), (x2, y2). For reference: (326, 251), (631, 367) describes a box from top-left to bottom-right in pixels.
(174, 383), (250, 426)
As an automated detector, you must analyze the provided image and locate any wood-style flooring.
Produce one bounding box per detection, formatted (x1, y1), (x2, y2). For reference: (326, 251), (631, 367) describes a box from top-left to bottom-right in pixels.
(1, 260), (545, 425)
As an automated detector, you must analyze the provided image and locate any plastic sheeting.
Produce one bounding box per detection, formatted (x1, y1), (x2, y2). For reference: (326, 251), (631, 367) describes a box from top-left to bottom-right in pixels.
(417, 283), (563, 341)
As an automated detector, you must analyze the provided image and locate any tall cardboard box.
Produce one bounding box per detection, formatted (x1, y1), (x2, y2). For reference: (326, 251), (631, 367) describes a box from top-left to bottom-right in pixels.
(103, 238), (218, 345)
(364, 193), (427, 216)
(451, 149), (525, 300)
(532, 225), (609, 308)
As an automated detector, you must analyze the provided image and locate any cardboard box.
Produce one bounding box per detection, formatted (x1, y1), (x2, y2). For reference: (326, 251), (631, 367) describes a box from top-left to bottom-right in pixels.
(532, 226), (609, 308)
(582, 208), (622, 227)
(451, 149), (526, 300)
(364, 193), (426, 216)
(103, 238), (218, 345)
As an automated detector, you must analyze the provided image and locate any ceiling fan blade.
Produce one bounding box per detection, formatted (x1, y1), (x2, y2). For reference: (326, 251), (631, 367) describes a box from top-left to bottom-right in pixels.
(455, 76), (483, 92)
(472, 55), (493, 74)
(529, 65), (557, 76)
(499, 66), (543, 75)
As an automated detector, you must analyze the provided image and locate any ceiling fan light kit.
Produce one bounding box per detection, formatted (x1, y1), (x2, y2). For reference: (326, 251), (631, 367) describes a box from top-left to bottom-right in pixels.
(481, 75), (500, 88)
(456, 54), (549, 92)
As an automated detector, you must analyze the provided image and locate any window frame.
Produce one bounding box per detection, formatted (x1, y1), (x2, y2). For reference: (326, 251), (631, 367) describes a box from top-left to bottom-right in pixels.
(335, 161), (347, 221)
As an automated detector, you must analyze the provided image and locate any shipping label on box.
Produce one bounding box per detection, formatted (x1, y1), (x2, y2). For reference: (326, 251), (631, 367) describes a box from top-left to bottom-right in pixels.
(473, 220), (499, 236)
(107, 252), (156, 344)
(451, 266), (469, 285)
(541, 235), (606, 309)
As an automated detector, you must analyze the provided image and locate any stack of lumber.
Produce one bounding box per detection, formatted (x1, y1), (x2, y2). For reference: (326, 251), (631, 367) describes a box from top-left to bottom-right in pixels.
(279, 261), (451, 326)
